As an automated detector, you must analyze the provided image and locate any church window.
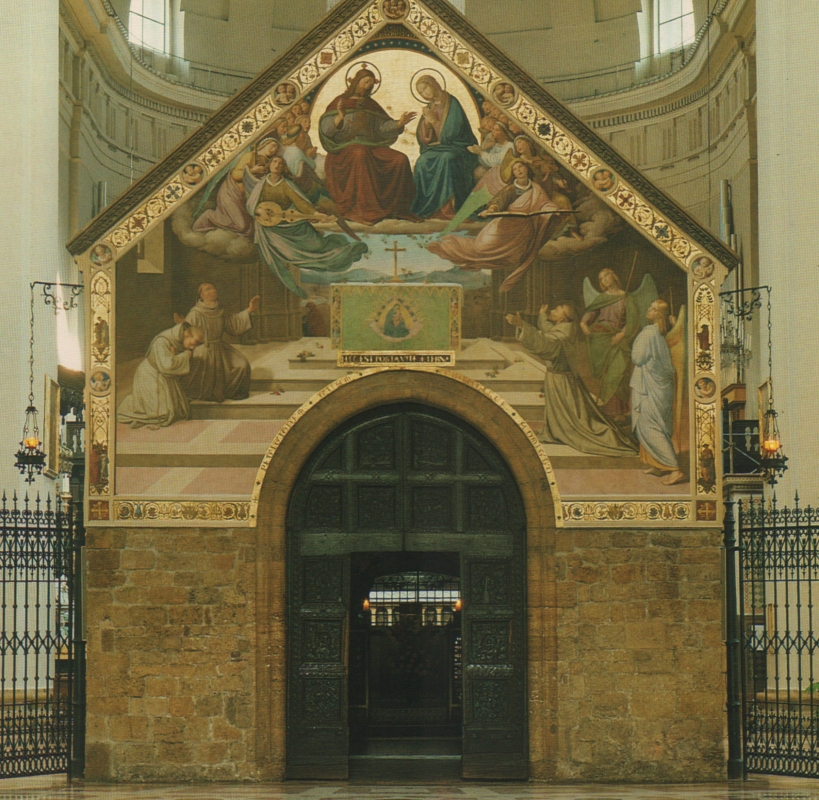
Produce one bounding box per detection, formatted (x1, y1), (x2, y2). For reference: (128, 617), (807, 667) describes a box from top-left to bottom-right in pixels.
(129, 0), (166, 52)
(366, 571), (460, 628)
(656, 0), (695, 54)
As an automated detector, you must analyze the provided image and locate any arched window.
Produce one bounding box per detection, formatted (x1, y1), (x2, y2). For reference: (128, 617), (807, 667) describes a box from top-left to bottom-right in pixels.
(656, 0), (695, 53)
(129, 0), (166, 51)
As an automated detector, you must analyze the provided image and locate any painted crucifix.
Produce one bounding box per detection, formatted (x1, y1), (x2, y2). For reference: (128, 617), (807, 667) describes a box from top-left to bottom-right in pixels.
(386, 240), (406, 282)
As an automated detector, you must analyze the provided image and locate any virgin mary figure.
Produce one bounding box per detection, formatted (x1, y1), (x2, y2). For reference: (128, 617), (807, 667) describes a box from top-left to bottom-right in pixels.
(410, 75), (478, 219)
(319, 67), (418, 224)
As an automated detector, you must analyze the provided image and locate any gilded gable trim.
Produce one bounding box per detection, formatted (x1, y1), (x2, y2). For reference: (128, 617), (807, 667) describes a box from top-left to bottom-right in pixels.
(67, 0), (739, 273)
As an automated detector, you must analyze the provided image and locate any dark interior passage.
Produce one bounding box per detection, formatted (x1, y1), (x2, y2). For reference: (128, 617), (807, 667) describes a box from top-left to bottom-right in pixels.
(349, 552), (462, 779)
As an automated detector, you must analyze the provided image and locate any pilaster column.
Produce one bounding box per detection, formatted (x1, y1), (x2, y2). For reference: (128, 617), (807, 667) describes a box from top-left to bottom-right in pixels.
(756, 1), (819, 499)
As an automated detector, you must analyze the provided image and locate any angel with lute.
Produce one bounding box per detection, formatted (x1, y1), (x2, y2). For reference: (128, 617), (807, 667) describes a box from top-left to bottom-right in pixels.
(245, 155), (368, 299)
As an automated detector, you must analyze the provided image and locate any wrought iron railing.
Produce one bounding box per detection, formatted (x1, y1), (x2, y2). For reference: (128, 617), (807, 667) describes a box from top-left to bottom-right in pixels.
(737, 496), (819, 777)
(0, 493), (83, 779)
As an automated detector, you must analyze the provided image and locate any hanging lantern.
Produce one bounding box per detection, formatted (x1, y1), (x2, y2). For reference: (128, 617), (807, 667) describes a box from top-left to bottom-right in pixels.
(760, 402), (788, 486)
(13, 281), (84, 484)
(759, 286), (788, 487)
(15, 407), (46, 483)
(14, 289), (46, 483)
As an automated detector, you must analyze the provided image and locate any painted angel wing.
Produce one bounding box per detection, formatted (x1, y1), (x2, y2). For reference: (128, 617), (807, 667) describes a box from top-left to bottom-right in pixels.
(582, 277), (598, 310)
(666, 304), (687, 452)
(631, 273), (658, 327)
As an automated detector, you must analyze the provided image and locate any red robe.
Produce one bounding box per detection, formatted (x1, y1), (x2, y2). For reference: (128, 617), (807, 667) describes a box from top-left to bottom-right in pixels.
(320, 94), (416, 224)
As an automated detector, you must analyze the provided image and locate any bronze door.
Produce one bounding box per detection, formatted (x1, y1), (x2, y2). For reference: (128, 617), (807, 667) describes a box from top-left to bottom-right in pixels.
(286, 404), (528, 780)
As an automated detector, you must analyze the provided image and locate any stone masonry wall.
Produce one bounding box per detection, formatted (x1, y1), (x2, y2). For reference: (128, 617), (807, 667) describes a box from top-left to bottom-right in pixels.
(85, 526), (259, 781)
(553, 526), (725, 782)
(84, 520), (725, 783)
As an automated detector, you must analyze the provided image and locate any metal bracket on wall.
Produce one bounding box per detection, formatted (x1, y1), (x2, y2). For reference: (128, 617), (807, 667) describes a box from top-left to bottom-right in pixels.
(32, 281), (85, 314)
(718, 285), (769, 322)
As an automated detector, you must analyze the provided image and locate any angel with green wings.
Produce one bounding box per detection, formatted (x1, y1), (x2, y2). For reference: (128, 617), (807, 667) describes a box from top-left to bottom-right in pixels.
(631, 299), (687, 485)
(580, 269), (659, 420)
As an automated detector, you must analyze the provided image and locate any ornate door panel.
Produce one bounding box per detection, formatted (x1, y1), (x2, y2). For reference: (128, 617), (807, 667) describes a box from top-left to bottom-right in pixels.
(286, 403), (529, 780)
(286, 556), (350, 779)
(461, 556), (528, 779)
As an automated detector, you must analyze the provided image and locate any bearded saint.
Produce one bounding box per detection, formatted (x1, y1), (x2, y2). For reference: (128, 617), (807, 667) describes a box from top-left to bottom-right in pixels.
(319, 68), (417, 224)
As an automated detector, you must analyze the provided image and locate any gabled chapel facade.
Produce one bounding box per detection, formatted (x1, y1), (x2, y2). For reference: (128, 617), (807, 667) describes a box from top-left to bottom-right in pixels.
(68, 0), (737, 782)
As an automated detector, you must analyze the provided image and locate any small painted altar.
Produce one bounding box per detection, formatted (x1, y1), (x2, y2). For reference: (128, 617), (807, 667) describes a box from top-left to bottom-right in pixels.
(331, 282), (462, 366)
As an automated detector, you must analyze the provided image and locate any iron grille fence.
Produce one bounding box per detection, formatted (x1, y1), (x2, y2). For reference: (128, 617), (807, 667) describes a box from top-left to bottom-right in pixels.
(0, 492), (82, 778)
(738, 496), (819, 777)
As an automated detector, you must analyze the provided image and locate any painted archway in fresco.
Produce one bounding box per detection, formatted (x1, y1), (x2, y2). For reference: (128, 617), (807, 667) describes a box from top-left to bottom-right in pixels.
(70, 0), (736, 529)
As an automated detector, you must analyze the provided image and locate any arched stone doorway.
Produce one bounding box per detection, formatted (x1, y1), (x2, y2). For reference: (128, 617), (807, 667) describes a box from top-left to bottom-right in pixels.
(253, 369), (559, 782)
(286, 404), (527, 780)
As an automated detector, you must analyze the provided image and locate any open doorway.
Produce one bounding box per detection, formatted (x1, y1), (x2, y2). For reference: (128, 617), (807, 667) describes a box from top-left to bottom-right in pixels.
(349, 552), (462, 779)
(285, 403), (529, 780)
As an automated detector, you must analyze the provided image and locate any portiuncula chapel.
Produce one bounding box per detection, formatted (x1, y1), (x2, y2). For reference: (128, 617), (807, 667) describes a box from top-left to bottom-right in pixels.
(66, 0), (739, 783)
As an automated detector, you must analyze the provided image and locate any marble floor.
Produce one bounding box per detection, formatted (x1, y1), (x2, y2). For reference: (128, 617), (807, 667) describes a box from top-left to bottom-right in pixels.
(1, 777), (818, 800)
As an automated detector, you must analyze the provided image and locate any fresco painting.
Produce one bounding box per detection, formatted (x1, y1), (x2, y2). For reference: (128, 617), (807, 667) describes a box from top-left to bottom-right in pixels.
(109, 37), (700, 509)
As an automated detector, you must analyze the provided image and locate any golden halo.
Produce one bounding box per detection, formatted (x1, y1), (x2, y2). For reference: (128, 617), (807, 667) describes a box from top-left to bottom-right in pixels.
(410, 68), (447, 103)
(345, 61), (382, 94)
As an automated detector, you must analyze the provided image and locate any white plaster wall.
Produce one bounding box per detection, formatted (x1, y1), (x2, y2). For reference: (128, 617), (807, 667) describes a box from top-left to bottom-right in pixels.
(0, 0), (64, 495)
(757, 1), (819, 501)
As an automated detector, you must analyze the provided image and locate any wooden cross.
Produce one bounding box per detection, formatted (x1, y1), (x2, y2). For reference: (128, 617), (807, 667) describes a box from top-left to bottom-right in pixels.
(386, 240), (406, 282)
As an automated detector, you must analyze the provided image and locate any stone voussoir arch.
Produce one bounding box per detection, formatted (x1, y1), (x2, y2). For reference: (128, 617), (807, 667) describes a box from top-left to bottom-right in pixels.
(251, 366), (561, 780)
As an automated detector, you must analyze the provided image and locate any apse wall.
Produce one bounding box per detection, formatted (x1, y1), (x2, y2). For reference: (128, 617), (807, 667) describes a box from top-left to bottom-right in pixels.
(58, 0), (752, 246)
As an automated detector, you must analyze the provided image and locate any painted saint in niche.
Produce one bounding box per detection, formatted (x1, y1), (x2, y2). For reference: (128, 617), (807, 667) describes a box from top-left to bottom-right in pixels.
(410, 73), (478, 219)
(178, 282), (259, 403)
(319, 65), (418, 224)
(369, 298), (422, 342)
(507, 305), (637, 457)
(383, 304), (410, 338)
(246, 155), (368, 298)
(117, 323), (204, 429)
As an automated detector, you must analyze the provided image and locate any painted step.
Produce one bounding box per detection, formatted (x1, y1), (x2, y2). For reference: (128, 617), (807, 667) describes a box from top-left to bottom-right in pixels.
(189, 390), (545, 423)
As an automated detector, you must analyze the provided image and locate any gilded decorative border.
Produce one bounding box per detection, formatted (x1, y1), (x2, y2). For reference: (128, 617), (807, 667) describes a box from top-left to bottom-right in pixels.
(249, 366), (564, 527)
(563, 501), (692, 524)
(88, 270), (112, 500)
(113, 500), (251, 523)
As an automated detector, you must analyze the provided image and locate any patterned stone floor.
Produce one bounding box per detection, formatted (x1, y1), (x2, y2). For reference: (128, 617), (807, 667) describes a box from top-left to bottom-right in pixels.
(1, 777), (818, 800)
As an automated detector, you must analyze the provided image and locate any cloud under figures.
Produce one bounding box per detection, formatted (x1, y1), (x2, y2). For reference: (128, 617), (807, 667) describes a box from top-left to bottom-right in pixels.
(171, 187), (621, 267)
(171, 203), (257, 261)
(537, 189), (623, 262)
